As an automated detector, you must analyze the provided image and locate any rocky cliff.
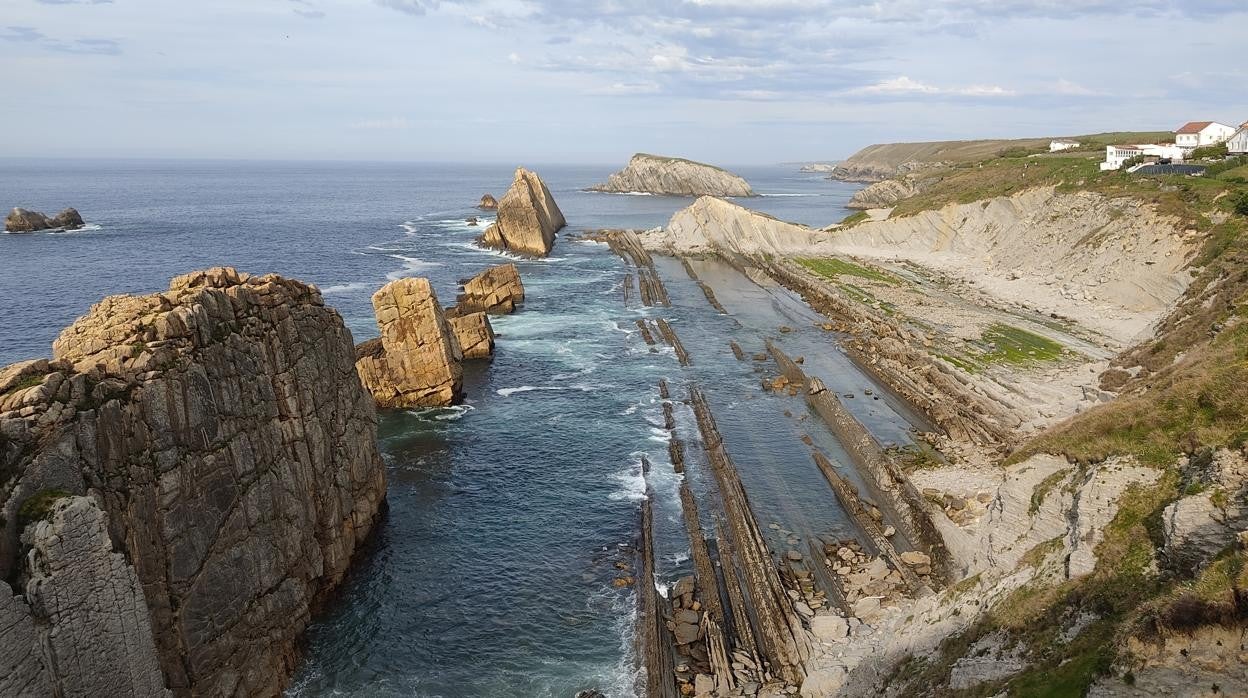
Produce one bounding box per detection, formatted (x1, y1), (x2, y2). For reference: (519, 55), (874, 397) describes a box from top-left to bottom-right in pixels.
(590, 153), (755, 197)
(830, 138), (1051, 182)
(355, 277), (463, 407)
(845, 177), (927, 209)
(479, 168), (565, 257)
(5, 207), (84, 232)
(639, 196), (829, 256)
(0, 267), (386, 696)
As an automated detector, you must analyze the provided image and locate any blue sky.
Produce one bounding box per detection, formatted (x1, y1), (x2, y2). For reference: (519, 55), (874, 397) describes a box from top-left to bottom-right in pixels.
(2, 0), (1245, 164)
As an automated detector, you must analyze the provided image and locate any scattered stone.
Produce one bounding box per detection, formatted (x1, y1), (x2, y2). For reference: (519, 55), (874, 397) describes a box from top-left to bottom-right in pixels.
(900, 551), (932, 568)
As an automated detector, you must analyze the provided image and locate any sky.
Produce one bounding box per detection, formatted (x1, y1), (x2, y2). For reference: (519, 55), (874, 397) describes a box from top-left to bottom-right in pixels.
(2, 0), (1246, 165)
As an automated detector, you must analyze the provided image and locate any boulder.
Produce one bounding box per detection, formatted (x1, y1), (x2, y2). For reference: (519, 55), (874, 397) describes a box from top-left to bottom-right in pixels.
(900, 551), (931, 568)
(590, 153), (756, 197)
(0, 267), (386, 696)
(452, 263), (525, 316)
(355, 277), (463, 407)
(810, 614), (849, 642)
(478, 193), (498, 210)
(448, 312), (495, 360)
(478, 168), (565, 257)
(5, 207), (84, 232)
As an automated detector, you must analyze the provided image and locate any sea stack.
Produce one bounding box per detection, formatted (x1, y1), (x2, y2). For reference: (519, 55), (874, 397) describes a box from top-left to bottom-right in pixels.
(0, 267), (386, 696)
(479, 168), (566, 257)
(590, 153), (755, 197)
(448, 312), (495, 360)
(478, 194), (498, 210)
(5, 207), (84, 232)
(356, 277), (464, 407)
(452, 263), (526, 316)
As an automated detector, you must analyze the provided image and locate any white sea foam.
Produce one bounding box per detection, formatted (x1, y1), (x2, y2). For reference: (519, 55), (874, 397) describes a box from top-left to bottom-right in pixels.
(385, 254), (444, 280)
(45, 223), (103, 235)
(403, 404), (476, 421)
(320, 281), (370, 294)
(608, 456), (648, 502)
(495, 385), (600, 397)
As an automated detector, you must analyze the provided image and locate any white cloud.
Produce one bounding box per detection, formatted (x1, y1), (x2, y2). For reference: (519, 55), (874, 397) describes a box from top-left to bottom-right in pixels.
(854, 76), (1016, 97)
(350, 116), (412, 129)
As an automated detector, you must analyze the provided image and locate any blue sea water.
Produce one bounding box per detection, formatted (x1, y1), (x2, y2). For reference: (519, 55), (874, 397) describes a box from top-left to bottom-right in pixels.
(0, 160), (881, 696)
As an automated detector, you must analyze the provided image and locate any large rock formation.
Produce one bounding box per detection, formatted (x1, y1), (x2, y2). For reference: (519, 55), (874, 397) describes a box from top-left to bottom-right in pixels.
(845, 176), (927, 209)
(0, 267), (386, 696)
(355, 277), (463, 407)
(639, 196), (828, 256)
(479, 168), (565, 257)
(452, 263), (525, 316)
(590, 153), (755, 197)
(5, 207), (84, 232)
(448, 312), (495, 360)
(478, 194), (498, 210)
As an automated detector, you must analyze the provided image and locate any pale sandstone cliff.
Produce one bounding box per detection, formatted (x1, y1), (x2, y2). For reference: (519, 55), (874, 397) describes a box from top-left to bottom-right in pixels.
(480, 168), (566, 257)
(639, 196), (829, 256)
(355, 277), (463, 407)
(0, 267), (386, 696)
(590, 153), (755, 197)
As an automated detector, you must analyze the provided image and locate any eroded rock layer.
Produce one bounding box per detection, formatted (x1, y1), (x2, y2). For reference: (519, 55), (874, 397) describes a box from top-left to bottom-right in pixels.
(355, 277), (463, 407)
(589, 153), (755, 197)
(0, 267), (387, 696)
(479, 168), (565, 257)
(448, 312), (495, 360)
(452, 263), (525, 316)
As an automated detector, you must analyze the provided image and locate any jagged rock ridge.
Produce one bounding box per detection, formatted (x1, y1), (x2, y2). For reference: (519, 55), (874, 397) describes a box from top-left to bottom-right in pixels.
(590, 153), (755, 197)
(479, 168), (565, 257)
(0, 267), (387, 696)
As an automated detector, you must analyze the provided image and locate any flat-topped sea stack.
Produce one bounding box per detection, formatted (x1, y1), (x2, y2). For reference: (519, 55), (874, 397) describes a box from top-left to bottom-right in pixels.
(639, 196), (827, 256)
(479, 168), (565, 257)
(448, 312), (495, 359)
(5, 206), (84, 232)
(452, 263), (525, 316)
(356, 277), (463, 407)
(590, 153), (755, 197)
(0, 267), (386, 696)
(478, 194), (498, 210)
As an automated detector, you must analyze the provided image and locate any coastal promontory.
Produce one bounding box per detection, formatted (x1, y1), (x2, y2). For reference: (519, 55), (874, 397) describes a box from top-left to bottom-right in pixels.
(590, 153), (755, 197)
(479, 168), (566, 257)
(0, 267), (387, 696)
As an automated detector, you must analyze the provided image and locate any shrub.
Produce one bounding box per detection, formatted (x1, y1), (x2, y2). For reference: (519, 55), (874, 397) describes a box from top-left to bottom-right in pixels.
(1191, 143), (1229, 160)
(1233, 191), (1248, 217)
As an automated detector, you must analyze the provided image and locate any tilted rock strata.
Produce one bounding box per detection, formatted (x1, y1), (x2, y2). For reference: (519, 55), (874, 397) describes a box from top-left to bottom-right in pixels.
(451, 263), (525, 316)
(448, 312), (495, 360)
(479, 168), (566, 257)
(590, 153), (755, 197)
(640, 196), (829, 256)
(5, 206), (84, 232)
(0, 267), (387, 696)
(355, 277), (463, 407)
(845, 176), (927, 209)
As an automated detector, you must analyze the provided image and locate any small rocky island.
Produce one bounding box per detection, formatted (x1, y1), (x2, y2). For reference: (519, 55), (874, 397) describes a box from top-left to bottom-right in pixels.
(479, 168), (566, 257)
(5, 206), (84, 232)
(590, 153), (755, 197)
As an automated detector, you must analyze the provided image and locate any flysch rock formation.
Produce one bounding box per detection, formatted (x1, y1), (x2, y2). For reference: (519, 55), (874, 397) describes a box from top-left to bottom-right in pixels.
(447, 312), (495, 360)
(5, 207), (84, 232)
(589, 153), (755, 197)
(845, 176), (927, 209)
(638, 196), (829, 256)
(355, 277), (464, 407)
(0, 267), (387, 696)
(450, 263), (525, 316)
(478, 193), (498, 210)
(479, 168), (565, 258)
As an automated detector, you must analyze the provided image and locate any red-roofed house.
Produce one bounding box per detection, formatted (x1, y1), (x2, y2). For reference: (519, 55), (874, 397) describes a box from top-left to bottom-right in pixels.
(1175, 121), (1236, 148)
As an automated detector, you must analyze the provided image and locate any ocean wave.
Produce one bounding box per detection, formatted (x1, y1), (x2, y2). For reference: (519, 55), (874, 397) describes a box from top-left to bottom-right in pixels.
(608, 456), (647, 502)
(319, 281), (371, 294)
(42, 222), (104, 235)
(385, 254), (444, 280)
(585, 190), (655, 197)
(756, 193), (820, 198)
(495, 385), (601, 398)
(403, 404), (476, 421)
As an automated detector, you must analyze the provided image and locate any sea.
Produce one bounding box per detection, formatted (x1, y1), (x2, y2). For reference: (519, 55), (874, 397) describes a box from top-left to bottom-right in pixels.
(0, 160), (885, 697)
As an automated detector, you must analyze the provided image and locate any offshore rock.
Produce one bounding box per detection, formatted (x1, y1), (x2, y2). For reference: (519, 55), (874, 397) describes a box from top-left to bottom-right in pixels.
(590, 153), (755, 197)
(448, 312), (495, 360)
(0, 266), (386, 696)
(5, 206), (84, 232)
(356, 277), (463, 407)
(640, 196), (828, 256)
(479, 168), (565, 257)
(478, 193), (498, 210)
(452, 263), (525, 316)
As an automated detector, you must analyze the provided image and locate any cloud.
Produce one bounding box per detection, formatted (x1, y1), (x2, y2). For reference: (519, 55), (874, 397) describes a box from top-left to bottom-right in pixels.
(289, 0), (325, 19)
(588, 80), (662, 96)
(350, 116), (413, 129)
(374, 0), (440, 16)
(53, 37), (121, 54)
(853, 76), (1016, 98)
(34, 0), (113, 4)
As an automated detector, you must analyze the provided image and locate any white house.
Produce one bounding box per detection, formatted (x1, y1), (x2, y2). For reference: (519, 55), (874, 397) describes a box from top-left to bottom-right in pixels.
(1050, 140), (1080, 152)
(1227, 123), (1248, 155)
(1175, 121), (1236, 148)
(1100, 143), (1188, 171)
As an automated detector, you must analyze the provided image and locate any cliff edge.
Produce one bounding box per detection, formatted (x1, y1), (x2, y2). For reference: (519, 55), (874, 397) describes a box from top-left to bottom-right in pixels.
(0, 267), (386, 696)
(590, 153), (755, 197)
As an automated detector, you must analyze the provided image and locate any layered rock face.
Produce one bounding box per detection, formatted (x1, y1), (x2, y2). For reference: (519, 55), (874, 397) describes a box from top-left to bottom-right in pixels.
(845, 176), (926, 209)
(5, 206), (84, 232)
(590, 153), (755, 197)
(479, 168), (566, 257)
(0, 267), (387, 696)
(640, 196), (828, 256)
(478, 194), (498, 210)
(448, 312), (495, 360)
(355, 277), (463, 407)
(452, 263), (525, 316)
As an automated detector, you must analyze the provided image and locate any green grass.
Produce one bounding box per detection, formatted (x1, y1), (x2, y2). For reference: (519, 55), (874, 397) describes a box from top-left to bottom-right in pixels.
(798, 256), (898, 284)
(2, 374), (45, 397)
(17, 489), (72, 527)
(979, 324), (1065, 365)
(840, 210), (870, 227)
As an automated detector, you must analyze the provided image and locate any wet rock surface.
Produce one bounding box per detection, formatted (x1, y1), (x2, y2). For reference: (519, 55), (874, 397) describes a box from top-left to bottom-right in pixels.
(0, 267), (386, 696)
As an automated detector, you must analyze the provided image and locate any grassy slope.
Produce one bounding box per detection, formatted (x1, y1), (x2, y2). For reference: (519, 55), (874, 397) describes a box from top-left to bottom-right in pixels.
(838, 131), (1173, 173)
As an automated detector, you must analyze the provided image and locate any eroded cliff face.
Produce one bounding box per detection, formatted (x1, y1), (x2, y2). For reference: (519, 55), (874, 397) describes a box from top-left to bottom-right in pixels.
(355, 277), (463, 408)
(479, 168), (565, 258)
(639, 196), (828, 256)
(590, 153), (755, 197)
(0, 267), (386, 697)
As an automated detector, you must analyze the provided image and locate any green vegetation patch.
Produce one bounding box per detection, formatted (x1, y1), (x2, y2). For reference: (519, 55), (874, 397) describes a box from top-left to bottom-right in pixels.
(17, 489), (72, 528)
(797, 256), (899, 284)
(840, 210), (870, 227)
(979, 323), (1065, 365)
(1, 374), (44, 397)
